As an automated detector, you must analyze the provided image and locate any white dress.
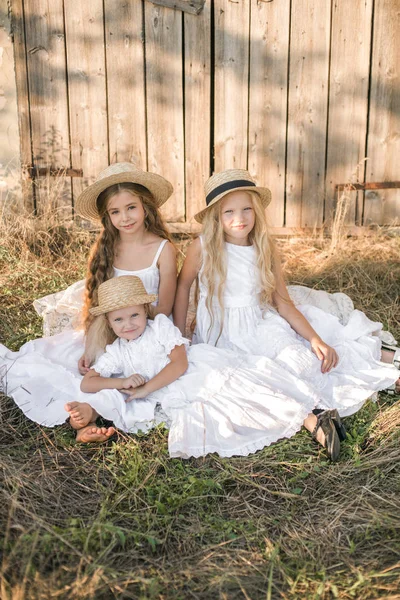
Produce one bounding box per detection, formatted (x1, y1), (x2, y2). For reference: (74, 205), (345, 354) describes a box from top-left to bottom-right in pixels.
(84, 314), (323, 458)
(0, 240), (170, 431)
(194, 240), (398, 417)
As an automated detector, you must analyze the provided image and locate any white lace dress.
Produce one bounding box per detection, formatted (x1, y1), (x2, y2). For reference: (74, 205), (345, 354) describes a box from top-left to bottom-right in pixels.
(0, 240), (169, 431)
(194, 240), (398, 417)
(79, 314), (324, 458)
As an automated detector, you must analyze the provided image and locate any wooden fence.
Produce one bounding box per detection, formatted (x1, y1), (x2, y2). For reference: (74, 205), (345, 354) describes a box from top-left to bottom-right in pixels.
(10, 0), (400, 231)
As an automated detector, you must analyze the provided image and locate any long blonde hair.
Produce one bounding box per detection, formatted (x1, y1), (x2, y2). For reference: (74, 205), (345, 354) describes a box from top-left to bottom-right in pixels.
(82, 183), (173, 333)
(85, 303), (154, 363)
(200, 191), (276, 343)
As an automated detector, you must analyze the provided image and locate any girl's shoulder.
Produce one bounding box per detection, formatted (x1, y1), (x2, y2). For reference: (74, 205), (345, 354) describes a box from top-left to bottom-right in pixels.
(148, 314), (189, 353)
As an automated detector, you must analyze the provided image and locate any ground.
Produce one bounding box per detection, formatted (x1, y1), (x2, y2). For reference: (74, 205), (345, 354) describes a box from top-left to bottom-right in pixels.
(0, 214), (399, 599)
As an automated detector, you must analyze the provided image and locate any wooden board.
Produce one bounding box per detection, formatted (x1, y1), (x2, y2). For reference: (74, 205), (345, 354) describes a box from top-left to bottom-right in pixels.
(64, 0), (109, 214)
(364, 0), (400, 225)
(214, 0), (250, 171)
(285, 0), (330, 228)
(23, 0), (72, 218)
(144, 3), (185, 222)
(104, 0), (147, 167)
(325, 0), (372, 226)
(11, 0), (36, 212)
(248, 0), (290, 228)
(183, 1), (211, 226)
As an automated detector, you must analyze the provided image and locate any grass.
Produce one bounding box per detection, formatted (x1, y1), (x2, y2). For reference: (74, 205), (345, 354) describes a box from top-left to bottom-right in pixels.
(0, 202), (400, 599)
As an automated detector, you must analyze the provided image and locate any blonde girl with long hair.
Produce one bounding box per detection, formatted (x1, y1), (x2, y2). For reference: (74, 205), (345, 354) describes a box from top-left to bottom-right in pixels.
(0, 163), (177, 438)
(173, 169), (399, 461)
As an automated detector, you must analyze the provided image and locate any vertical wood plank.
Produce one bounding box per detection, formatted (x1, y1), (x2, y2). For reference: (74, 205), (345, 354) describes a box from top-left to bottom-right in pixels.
(325, 0), (372, 226)
(104, 0), (147, 167)
(214, 0), (250, 171)
(24, 0), (72, 217)
(184, 2), (211, 225)
(10, 0), (34, 211)
(364, 0), (400, 225)
(248, 0), (290, 228)
(64, 0), (109, 211)
(145, 3), (185, 222)
(286, 0), (331, 228)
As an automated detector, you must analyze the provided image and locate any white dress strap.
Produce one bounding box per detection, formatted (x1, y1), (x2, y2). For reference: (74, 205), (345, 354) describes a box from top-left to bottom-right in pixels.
(151, 239), (168, 267)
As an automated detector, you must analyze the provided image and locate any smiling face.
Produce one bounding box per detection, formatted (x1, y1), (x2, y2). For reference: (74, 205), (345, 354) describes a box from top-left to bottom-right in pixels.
(219, 191), (256, 245)
(107, 304), (147, 341)
(106, 191), (146, 236)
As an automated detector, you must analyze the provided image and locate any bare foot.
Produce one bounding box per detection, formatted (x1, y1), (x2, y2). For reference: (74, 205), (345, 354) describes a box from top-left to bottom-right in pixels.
(75, 423), (115, 443)
(65, 401), (98, 429)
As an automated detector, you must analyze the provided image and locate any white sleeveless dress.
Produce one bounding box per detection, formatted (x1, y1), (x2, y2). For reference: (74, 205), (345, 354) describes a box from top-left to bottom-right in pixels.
(0, 234), (324, 457)
(194, 240), (398, 417)
(0, 240), (170, 431)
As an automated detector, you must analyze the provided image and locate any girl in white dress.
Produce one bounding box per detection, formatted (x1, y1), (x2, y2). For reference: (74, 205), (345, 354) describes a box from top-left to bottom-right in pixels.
(64, 275), (325, 457)
(0, 163), (177, 442)
(174, 169), (399, 460)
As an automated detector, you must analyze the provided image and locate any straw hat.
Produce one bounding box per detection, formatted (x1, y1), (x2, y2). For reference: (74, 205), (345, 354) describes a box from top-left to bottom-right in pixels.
(75, 162), (174, 222)
(194, 169), (272, 224)
(89, 276), (157, 316)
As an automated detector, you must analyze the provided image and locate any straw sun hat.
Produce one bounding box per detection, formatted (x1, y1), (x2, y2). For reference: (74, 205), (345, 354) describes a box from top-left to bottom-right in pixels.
(194, 169), (272, 224)
(89, 276), (157, 317)
(75, 162), (174, 222)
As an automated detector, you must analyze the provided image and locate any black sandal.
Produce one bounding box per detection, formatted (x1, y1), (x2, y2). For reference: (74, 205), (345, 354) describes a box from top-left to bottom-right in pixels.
(313, 408), (346, 441)
(312, 410), (341, 462)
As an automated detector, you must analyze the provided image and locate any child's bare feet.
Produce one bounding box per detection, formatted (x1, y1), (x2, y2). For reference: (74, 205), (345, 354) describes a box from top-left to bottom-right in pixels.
(65, 401), (98, 429)
(75, 423), (115, 443)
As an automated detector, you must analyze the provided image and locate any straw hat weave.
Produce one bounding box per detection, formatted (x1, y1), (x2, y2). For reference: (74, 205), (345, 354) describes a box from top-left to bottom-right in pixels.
(89, 276), (157, 316)
(75, 162), (174, 222)
(194, 169), (272, 224)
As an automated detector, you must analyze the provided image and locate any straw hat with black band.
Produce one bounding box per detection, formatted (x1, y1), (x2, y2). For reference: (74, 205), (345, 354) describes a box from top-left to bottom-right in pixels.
(194, 169), (272, 224)
(89, 276), (158, 317)
(75, 162), (174, 223)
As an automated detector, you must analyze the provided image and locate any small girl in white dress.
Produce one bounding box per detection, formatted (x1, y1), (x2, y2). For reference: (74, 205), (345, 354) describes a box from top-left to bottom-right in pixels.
(174, 169), (399, 460)
(66, 275), (327, 455)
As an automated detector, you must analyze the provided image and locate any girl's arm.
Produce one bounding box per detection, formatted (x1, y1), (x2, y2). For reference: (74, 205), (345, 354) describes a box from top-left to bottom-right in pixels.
(125, 344), (188, 401)
(153, 241), (177, 317)
(271, 248), (338, 373)
(81, 369), (146, 393)
(173, 237), (202, 335)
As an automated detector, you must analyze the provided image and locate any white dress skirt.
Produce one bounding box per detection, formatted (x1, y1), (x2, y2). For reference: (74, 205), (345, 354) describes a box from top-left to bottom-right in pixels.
(193, 241), (398, 418)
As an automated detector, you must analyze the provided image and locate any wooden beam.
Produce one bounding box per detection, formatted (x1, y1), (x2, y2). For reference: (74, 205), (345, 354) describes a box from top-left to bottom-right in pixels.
(27, 167), (83, 179)
(336, 182), (400, 192)
(147, 0), (205, 16)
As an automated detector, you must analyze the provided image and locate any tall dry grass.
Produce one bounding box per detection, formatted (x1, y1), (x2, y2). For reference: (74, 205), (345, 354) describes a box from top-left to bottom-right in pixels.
(0, 171), (400, 599)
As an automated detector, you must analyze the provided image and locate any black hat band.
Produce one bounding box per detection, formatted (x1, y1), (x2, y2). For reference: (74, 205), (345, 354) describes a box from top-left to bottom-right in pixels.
(206, 180), (256, 206)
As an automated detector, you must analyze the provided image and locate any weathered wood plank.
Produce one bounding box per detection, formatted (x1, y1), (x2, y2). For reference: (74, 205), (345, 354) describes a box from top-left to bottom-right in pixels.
(248, 0), (290, 228)
(148, 0), (205, 16)
(64, 0), (109, 213)
(325, 0), (372, 226)
(214, 0), (250, 171)
(145, 3), (185, 222)
(286, 0), (330, 228)
(24, 0), (72, 218)
(364, 0), (400, 225)
(104, 0), (147, 167)
(183, 1), (211, 224)
(10, 0), (35, 211)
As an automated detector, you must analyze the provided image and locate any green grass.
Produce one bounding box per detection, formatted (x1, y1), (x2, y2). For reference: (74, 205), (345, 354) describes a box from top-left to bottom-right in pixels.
(1, 226), (400, 599)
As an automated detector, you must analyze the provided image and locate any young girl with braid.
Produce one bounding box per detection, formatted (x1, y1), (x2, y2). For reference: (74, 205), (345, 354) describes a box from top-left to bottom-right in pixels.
(0, 163), (177, 442)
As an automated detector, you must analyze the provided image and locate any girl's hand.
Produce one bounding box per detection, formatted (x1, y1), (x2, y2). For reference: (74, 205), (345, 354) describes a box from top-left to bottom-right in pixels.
(78, 355), (91, 375)
(311, 338), (339, 373)
(120, 374), (146, 391)
(124, 384), (148, 402)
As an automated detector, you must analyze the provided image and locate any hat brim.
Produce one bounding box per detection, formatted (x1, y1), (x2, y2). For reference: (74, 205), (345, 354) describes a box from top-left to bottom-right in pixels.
(194, 186), (271, 224)
(89, 293), (158, 316)
(75, 171), (173, 222)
